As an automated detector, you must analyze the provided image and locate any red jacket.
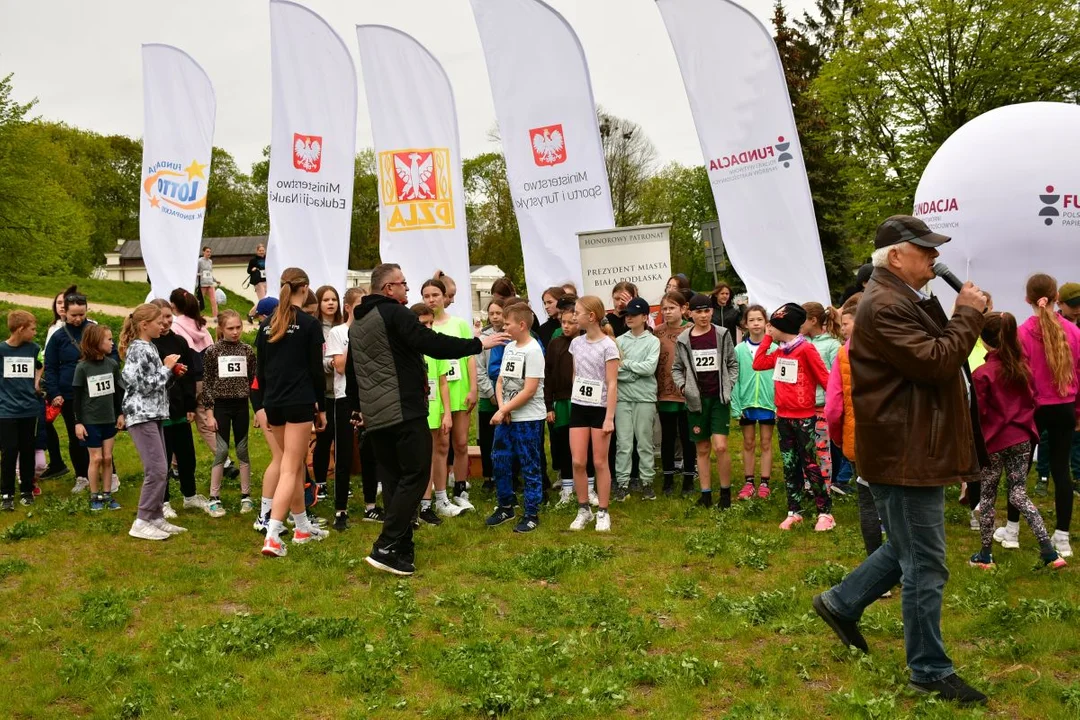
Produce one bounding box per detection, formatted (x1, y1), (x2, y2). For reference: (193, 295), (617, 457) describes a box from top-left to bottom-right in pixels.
(972, 351), (1038, 455)
(752, 336), (830, 419)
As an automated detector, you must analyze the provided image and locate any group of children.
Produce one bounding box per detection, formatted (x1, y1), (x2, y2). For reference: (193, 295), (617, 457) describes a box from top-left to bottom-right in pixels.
(2, 268), (1074, 568)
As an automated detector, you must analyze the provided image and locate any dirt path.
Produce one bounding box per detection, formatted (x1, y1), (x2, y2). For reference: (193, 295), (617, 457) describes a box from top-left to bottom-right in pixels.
(0, 291), (226, 326)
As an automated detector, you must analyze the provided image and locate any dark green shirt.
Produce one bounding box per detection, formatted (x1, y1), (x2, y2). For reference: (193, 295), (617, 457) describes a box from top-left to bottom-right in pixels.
(72, 358), (124, 425)
(0, 341), (41, 419)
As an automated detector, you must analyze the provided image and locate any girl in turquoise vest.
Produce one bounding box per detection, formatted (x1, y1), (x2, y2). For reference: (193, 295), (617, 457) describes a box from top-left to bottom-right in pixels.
(731, 305), (777, 500)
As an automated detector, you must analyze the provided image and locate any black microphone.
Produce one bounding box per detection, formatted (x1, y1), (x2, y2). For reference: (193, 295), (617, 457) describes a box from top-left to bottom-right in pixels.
(932, 263), (964, 293)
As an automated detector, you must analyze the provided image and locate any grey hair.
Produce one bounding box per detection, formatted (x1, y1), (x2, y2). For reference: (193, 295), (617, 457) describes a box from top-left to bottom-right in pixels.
(370, 263), (402, 294)
(871, 242), (913, 268)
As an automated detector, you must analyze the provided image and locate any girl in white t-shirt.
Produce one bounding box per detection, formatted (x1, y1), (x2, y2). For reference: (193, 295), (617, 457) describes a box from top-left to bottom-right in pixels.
(567, 296), (620, 533)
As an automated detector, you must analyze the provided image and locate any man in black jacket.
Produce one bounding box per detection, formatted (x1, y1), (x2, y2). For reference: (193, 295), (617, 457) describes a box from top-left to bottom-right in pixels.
(347, 263), (508, 576)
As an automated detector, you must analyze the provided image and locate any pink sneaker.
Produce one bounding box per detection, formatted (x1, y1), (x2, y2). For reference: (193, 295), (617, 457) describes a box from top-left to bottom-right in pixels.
(757, 483), (771, 499)
(779, 512), (802, 530)
(737, 481), (755, 500)
(815, 514), (836, 532)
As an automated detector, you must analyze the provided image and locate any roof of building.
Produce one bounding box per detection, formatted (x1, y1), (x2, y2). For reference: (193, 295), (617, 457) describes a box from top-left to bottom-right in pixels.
(116, 236), (266, 259)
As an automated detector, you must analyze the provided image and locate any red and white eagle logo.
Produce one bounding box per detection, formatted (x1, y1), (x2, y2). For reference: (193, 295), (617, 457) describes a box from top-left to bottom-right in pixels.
(530, 124), (566, 166)
(293, 133), (322, 173)
(393, 151), (437, 201)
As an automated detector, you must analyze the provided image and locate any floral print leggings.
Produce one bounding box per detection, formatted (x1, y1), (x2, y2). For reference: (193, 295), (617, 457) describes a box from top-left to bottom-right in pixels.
(778, 416), (831, 515)
(977, 440), (1052, 551)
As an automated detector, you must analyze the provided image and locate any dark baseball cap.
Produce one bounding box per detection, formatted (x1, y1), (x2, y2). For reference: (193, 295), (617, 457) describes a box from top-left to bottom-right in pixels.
(255, 297), (279, 316)
(624, 297), (651, 316)
(688, 293), (712, 311)
(875, 215), (951, 250)
(1060, 282), (1080, 308)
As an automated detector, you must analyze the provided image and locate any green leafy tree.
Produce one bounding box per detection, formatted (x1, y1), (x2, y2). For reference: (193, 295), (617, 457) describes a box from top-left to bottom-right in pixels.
(813, 0), (1080, 249)
(637, 162), (715, 291)
(463, 151), (524, 290)
(203, 146), (267, 238)
(597, 108), (658, 228)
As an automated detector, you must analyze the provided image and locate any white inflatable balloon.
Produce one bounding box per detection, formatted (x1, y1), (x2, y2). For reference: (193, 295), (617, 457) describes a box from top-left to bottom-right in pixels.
(215, 288), (227, 306)
(914, 102), (1080, 319)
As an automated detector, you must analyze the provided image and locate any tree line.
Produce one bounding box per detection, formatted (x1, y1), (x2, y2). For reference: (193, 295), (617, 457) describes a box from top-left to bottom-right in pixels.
(2, 0), (1077, 298)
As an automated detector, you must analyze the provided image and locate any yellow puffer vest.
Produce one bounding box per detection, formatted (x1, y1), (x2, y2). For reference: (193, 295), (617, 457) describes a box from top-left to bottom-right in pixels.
(839, 343), (856, 461)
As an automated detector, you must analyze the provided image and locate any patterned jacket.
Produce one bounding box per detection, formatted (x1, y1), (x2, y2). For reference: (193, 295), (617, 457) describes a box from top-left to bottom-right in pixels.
(121, 339), (172, 426)
(200, 340), (256, 409)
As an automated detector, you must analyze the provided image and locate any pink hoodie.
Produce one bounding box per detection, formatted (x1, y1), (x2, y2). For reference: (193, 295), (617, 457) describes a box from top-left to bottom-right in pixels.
(172, 314), (214, 354)
(1018, 313), (1080, 409)
(824, 341), (847, 446)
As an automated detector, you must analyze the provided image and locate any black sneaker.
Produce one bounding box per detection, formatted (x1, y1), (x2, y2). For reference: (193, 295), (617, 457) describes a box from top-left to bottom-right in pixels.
(365, 548), (415, 576)
(681, 477), (694, 495)
(1, 495), (13, 511)
(316, 483), (328, 501)
(481, 479), (495, 492)
(513, 515), (539, 533)
(641, 484), (657, 501)
(223, 463), (240, 480)
(39, 465), (69, 481)
(612, 485), (629, 502)
(696, 493), (713, 509)
(909, 673), (988, 705)
(363, 506), (385, 522)
(812, 594), (869, 653)
(418, 506), (442, 526)
(486, 505), (515, 527)
(333, 511), (348, 531)
(19, 493), (34, 507)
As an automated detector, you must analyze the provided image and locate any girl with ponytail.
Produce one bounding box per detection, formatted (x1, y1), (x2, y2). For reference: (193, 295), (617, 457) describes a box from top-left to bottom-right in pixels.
(255, 268), (329, 557)
(1018, 274), (1080, 559)
(970, 312), (1065, 569)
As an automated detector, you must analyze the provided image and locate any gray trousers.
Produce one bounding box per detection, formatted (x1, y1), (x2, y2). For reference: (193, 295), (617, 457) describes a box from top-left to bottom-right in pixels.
(129, 421), (168, 522)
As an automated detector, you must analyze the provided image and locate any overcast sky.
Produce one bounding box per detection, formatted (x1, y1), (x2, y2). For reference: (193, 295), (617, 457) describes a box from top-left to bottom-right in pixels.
(0, 0), (815, 172)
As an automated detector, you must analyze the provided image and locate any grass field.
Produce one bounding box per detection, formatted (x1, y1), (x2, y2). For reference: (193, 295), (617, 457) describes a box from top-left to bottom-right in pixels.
(0, 275), (252, 317)
(1, 419), (1078, 720)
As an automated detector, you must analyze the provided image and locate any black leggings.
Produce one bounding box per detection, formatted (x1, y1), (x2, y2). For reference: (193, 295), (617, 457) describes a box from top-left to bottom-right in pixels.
(659, 409), (696, 482)
(478, 409), (495, 478)
(327, 397), (355, 512)
(162, 421), (197, 501)
(1035, 402), (1075, 531)
(0, 417), (37, 496)
(213, 398), (249, 467)
(358, 428), (377, 505)
(312, 396), (338, 485)
(59, 400), (90, 478)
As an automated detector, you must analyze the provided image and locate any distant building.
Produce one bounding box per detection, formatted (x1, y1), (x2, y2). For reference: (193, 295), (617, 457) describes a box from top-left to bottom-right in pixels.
(102, 236), (505, 320)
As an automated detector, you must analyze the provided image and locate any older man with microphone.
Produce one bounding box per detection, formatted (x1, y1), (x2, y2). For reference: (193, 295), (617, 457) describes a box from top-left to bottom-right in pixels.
(813, 215), (990, 705)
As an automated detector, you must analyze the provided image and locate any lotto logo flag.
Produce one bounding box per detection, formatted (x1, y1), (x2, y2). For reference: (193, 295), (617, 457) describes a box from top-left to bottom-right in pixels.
(139, 44), (216, 301)
(470, 0), (614, 307)
(267, 0), (356, 293)
(657, 0), (830, 311)
(358, 25), (473, 322)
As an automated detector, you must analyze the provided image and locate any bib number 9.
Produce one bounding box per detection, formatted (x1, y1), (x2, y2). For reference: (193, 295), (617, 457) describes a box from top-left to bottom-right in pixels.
(776, 357), (798, 384)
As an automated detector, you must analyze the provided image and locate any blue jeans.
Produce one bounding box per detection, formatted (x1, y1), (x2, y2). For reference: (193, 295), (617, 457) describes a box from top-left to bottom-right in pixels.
(822, 484), (953, 684)
(493, 420), (544, 517)
(1034, 427), (1080, 479)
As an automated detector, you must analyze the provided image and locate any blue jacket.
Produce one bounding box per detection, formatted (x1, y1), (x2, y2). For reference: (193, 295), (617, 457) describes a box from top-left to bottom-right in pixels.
(44, 322), (119, 401)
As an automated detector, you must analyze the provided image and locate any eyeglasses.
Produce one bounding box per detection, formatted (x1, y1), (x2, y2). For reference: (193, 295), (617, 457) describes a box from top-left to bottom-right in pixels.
(385, 281), (409, 290)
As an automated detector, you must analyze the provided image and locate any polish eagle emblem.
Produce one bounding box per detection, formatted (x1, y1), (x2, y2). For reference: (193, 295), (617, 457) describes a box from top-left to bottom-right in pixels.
(393, 151), (436, 201)
(293, 133), (322, 173)
(530, 124), (566, 166)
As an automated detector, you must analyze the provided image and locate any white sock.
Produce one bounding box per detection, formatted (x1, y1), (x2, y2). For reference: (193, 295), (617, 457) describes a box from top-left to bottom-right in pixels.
(588, 478), (595, 492)
(421, 498), (432, 510)
(266, 519), (284, 540)
(260, 497), (272, 517)
(1006, 520), (1020, 533)
(1053, 529), (1069, 540)
(291, 511), (312, 532)
(434, 489), (448, 504)
(366, 503), (375, 510)
(562, 479), (574, 492)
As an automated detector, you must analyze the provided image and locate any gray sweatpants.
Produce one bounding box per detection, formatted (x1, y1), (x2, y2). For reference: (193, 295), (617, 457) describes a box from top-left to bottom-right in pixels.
(129, 421), (168, 522)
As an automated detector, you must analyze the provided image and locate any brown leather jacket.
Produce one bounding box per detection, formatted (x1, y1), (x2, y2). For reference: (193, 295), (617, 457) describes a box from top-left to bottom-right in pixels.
(851, 268), (988, 486)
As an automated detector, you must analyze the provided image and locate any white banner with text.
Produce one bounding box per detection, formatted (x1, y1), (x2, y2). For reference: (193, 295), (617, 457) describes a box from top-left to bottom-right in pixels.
(578, 224), (672, 307)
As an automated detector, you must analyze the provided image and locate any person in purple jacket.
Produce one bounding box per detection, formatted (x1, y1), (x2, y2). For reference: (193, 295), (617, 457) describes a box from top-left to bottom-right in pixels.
(969, 312), (1065, 570)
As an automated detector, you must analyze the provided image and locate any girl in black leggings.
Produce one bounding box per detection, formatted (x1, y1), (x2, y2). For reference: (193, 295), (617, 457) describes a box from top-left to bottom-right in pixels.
(1018, 274), (1080, 559)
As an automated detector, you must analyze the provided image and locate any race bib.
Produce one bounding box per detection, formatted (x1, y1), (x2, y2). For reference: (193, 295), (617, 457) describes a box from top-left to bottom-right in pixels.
(446, 358), (462, 382)
(3, 356), (33, 379)
(428, 378), (437, 401)
(219, 355), (247, 378)
(692, 348), (718, 371)
(776, 357), (798, 385)
(572, 376), (603, 406)
(502, 352), (525, 380)
(200, 269), (214, 284)
(87, 373), (114, 398)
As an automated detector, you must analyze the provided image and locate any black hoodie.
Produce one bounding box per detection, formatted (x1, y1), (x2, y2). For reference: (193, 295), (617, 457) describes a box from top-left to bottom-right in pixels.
(346, 294), (483, 431)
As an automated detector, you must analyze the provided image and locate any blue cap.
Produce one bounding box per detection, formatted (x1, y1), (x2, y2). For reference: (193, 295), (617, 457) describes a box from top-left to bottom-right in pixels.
(255, 297), (279, 316)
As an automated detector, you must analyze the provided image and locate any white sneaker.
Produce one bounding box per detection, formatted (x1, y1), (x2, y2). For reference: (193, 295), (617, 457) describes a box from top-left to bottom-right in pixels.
(183, 494), (211, 513)
(162, 501), (178, 520)
(110, 473), (120, 493)
(207, 498), (227, 518)
(1052, 530), (1073, 558)
(595, 510), (611, 532)
(151, 517), (188, 534)
(436, 497), (464, 517)
(569, 507), (595, 531)
(555, 488), (574, 508)
(993, 525), (1020, 549)
(71, 477), (90, 494)
(129, 518), (170, 541)
(588, 490), (599, 507)
(969, 510), (980, 532)
(453, 492), (475, 512)
(240, 497), (254, 514)
(293, 526), (330, 544)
